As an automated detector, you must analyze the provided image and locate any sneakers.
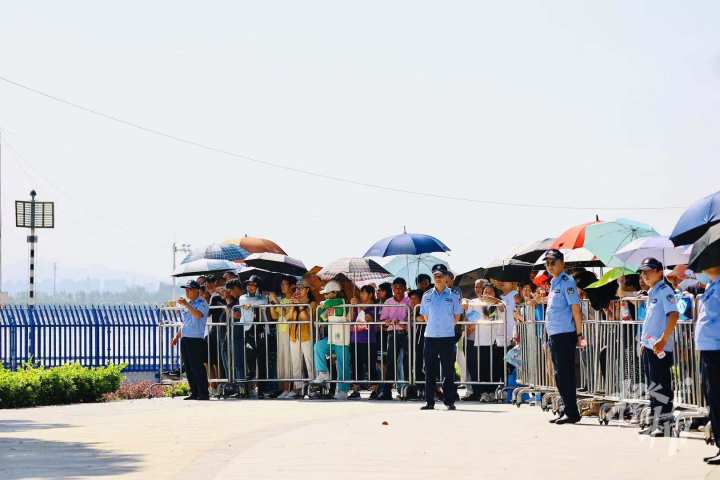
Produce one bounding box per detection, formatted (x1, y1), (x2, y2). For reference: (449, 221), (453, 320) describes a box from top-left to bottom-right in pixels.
(334, 391), (348, 401)
(284, 391), (300, 400)
(313, 372), (330, 383)
(348, 391), (361, 400)
(277, 391), (289, 399)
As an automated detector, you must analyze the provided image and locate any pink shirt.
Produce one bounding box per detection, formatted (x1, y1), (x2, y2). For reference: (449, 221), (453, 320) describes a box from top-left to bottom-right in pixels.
(380, 296), (410, 331)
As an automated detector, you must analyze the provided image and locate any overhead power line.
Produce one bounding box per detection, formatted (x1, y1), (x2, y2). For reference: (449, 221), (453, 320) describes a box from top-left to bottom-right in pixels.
(0, 74), (685, 211)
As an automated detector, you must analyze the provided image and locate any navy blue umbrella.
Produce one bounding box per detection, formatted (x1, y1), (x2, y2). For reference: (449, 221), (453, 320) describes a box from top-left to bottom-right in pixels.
(670, 190), (720, 246)
(363, 229), (450, 257)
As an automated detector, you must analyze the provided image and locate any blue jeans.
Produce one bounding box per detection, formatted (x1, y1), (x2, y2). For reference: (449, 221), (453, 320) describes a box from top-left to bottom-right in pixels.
(314, 338), (350, 392)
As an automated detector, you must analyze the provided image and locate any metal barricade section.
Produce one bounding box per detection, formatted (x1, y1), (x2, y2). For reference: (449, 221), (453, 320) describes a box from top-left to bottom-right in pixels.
(157, 307), (184, 383)
(230, 303), (314, 395)
(313, 303), (411, 395)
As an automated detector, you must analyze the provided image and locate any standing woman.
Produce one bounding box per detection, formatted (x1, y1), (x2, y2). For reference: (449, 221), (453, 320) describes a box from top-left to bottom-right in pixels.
(349, 285), (380, 399)
(286, 279), (316, 399)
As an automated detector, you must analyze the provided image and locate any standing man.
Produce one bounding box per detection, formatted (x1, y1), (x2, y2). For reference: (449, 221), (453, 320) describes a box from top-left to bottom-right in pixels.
(543, 249), (584, 424)
(695, 264), (720, 464)
(637, 257), (679, 437)
(418, 264), (463, 411)
(379, 277), (411, 400)
(171, 280), (211, 400)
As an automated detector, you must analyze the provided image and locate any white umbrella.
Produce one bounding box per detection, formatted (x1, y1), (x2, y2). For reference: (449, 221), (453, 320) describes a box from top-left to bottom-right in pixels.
(613, 236), (691, 269)
(534, 248), (603, 268)
(172, 259), (240, 277)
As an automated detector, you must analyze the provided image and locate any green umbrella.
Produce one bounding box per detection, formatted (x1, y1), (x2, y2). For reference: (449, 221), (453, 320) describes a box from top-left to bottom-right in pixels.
(584, 218), (658, 267)
(586, 267), (636, 289)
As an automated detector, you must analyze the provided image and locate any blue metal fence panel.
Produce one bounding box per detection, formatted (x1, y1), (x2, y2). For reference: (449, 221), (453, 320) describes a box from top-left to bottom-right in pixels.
(0, 304), (164, 372)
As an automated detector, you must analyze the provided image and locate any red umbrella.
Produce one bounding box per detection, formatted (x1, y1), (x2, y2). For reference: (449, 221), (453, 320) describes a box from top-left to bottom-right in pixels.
(550, 218), (602, 250)
(224, 235), (287, 255)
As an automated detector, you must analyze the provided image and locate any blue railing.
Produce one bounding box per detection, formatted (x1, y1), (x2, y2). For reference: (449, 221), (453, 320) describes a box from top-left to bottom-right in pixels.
(0, 304), (166, 372)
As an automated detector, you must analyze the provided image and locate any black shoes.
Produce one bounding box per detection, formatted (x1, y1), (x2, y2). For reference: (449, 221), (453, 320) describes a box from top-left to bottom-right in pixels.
(446, 404), (456, 411)
(704, 450), (720, 464)
(347, 391), (361, 400)
(555, 415), (581, 425)
(420, 404), (435, 410)
(183, 395), (196, 401)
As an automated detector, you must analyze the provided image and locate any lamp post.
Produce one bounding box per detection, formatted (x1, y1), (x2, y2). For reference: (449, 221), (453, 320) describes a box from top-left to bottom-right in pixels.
(15, 190), (55, 360)
(172, 242), (191, 300)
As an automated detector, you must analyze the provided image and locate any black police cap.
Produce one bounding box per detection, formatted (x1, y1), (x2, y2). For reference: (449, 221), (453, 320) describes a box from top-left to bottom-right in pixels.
(181, 280), (202, 290)
(543, 249), (564, 261)
(637, 257), (664, 272)
(431, 264), (448, 275)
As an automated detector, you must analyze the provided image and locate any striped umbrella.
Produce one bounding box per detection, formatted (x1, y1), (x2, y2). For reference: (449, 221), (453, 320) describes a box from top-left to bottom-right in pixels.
(318, 257), (392, 283)
(181, 243), (249, 264)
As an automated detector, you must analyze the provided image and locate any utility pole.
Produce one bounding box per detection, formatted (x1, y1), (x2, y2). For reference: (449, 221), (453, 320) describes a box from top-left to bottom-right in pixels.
(171, 242), (191, 300)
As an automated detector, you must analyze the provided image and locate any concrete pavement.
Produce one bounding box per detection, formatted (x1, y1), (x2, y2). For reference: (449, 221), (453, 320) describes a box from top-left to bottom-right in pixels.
(1, 397), (719, 479)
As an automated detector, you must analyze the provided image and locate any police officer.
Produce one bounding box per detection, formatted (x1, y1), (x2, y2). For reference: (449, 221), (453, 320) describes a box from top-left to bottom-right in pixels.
(543, 249), (584, 424)
(171, 280), (211, 400)
(637, 257), (679, 437)
(694, 264), (720, 463)
(418, 264), (463, 411)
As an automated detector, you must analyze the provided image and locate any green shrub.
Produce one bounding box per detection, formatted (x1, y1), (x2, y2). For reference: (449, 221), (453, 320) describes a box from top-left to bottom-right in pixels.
(0, 363), (125, 409)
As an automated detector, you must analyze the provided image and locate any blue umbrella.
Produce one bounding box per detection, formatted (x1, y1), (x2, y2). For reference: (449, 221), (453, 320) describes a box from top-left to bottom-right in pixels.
(181, 243), (250, 264)
(363, 229), (450, 257)
(670, 190), (720, 246)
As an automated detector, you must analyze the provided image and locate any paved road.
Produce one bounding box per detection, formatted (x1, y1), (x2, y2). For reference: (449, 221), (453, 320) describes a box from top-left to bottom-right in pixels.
(1, 398), (718, 479)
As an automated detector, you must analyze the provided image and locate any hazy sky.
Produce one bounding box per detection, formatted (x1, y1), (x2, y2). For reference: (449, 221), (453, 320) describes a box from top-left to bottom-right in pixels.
(1, 1), (719, 289)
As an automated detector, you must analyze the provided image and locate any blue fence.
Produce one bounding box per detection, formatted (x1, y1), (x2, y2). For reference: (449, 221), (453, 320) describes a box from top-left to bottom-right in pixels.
(0, 304), (167, 372)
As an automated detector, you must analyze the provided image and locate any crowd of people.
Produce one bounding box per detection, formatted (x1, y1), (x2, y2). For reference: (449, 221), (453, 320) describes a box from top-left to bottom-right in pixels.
(171, 251), (720, 464)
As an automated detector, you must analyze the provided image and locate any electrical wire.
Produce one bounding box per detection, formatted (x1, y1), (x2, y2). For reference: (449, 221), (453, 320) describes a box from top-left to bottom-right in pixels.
(0, 74), (686, 211)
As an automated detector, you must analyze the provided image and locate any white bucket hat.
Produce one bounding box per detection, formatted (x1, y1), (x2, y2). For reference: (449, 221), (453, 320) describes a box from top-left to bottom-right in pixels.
(320, 280), (342, 295)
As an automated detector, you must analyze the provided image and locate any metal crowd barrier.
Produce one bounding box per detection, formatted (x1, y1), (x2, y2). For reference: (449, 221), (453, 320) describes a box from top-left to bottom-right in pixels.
(512, 303), (554, 407)
(228, 303), (315, 397)
(412, 302), (508, 400)
(313, 303), (411, 395)
(206, 305), (231, 389)
(157, 307), (184, 384)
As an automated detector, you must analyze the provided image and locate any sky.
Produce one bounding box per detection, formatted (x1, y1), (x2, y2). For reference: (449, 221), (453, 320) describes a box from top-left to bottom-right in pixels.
(0, 1), (719, 293)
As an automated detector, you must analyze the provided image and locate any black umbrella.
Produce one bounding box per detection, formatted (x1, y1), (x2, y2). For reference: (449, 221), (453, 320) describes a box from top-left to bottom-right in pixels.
(511, 238), (556, 263)
(236, 267), (289, 293)
(455, 266), (487, 289)
(243, 253), (307, 276)
(689, 223), (720, 272)
(483, 258), (534, 283)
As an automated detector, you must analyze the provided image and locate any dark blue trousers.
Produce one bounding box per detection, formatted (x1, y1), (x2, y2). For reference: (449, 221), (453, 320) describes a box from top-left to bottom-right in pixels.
(641, 346), (674, 417)
(549, 332), (580, 418)
(424, 336), (456, 406)
(701, 350), (720, 445)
